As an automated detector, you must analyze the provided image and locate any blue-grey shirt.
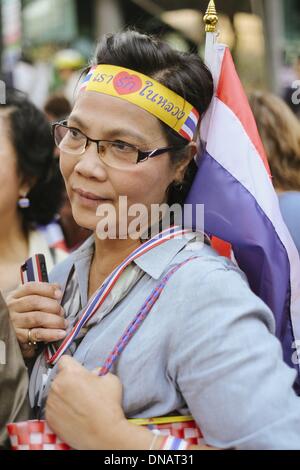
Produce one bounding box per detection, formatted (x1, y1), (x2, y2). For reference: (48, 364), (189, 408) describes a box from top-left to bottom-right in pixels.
(30, 233), (300, 450)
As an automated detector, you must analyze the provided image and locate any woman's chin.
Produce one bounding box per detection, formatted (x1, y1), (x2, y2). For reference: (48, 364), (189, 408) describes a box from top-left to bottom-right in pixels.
(72, 211), (97, 233)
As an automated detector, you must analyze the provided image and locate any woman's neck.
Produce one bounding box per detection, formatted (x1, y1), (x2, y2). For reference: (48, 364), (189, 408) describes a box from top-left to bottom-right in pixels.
(0, 211), (28, 295)
(60, 216), (91, 250)
(88, 235), (142, 297)
(0, 211), (28, 262)
(94, 235), (141, 274)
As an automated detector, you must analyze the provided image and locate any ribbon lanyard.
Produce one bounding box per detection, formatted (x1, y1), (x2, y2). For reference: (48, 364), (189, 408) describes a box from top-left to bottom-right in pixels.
(45, 226), (192, 365)
(98, 256), (198, 376)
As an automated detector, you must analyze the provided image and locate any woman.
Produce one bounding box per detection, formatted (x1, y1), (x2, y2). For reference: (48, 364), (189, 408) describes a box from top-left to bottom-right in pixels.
(0, 89), (67, 297)
(249, 91), (300, 255)
(7, 31), (300, 450)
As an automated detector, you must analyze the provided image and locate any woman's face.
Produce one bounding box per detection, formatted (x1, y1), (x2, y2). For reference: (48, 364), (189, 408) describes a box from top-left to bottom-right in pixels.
(0, 115), (22, 221)
(60, 91), (188, 237)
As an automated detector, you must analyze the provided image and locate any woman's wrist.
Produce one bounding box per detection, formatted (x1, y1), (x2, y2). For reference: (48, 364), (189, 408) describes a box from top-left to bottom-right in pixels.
(113, 420), (163, 450)
(104, 420), (190, 451)
(97, 419), (163, 450)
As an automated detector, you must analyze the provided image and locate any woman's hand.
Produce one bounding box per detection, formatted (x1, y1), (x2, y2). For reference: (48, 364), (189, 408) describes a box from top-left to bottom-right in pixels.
(7, 282), (67, 358)
(46, 357), (219, 451)
(46, 356), (127, 450)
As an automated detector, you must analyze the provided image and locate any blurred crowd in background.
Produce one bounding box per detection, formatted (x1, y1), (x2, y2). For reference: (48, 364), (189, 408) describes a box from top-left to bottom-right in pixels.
(0, 0), (299, 109)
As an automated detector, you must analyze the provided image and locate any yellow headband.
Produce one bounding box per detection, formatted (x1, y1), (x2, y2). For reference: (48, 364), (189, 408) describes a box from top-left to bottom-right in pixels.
(80, 64), (199, 141)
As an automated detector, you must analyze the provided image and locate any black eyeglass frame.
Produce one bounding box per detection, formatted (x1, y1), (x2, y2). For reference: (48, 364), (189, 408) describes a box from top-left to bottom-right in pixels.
(52, 120), (188, 164)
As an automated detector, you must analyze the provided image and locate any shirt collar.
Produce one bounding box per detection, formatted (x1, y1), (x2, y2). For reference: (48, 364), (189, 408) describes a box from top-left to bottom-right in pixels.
(71, 231), (197, 283)
(134, 232), (197, 279)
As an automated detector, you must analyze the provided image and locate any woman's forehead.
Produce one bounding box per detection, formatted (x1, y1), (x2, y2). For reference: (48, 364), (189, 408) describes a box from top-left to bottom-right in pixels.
(71, 91), (166, 142)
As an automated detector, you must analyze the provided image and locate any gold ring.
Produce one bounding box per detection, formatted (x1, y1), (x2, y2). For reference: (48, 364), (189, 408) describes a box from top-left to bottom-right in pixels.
(27, 329), (37, 347)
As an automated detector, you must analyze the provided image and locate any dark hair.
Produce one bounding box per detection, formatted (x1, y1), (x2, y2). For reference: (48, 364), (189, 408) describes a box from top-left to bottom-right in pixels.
(44, 93), (72, 121)
(1, 89), (64, 231)
(91, 30), (214, 205)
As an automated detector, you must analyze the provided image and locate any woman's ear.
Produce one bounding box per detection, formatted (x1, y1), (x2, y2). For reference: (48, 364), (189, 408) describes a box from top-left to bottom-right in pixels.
(174, 141), (198, 183)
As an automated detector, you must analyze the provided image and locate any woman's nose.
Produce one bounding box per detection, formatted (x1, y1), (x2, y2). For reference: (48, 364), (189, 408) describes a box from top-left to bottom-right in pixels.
(74, 145), (107, 180)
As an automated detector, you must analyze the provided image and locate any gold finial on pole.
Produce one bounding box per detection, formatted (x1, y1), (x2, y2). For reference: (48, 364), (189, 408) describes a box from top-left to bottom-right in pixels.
(203, 0), (219, 33)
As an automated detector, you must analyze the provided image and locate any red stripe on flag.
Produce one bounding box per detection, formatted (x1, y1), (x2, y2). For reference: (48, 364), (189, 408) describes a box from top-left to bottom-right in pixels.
(179, 128), (192, 141)
(35, 254), (43, 282)
(191, 107), (200, 121)
(211, 236), (232, 259)
(216, 48), (270, 176)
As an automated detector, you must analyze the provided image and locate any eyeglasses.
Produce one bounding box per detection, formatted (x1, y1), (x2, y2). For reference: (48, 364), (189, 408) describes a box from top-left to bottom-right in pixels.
(52, 121), (188, 170)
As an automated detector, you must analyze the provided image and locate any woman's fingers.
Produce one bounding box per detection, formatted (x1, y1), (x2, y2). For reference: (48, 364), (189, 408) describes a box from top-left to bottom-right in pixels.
(11, 311), (68, 330)
(10, 282), (62, 301)
(7, 281), (67, 355)
(11, 309), (68, 346)
(16, 327), (67, 345)
(11, 295), (64, 315)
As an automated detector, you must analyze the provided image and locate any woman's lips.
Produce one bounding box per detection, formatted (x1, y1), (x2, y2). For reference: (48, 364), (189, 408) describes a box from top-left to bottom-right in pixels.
(73, 188), (112, 207)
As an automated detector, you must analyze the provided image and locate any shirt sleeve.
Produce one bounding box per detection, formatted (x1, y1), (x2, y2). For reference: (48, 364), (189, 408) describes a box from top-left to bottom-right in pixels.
(168, 257), (300, 450)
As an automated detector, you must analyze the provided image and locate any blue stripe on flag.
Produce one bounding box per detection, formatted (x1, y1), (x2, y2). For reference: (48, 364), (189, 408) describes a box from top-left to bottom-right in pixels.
(26, 258), (35, 282)
(184, 116), (197, 134)
(82, 72), (93, 84)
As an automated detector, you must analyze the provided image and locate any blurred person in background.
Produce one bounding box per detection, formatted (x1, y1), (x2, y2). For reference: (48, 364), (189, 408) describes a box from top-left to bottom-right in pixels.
(53, 49), (85, 105)
(249, 91), (300, 256)
(0, 89), (67, 298)
(44, 94), (91, 250)
(44, 94), (72, 125)
(12, 53), (51, 109)
(44, 94), (72, 159)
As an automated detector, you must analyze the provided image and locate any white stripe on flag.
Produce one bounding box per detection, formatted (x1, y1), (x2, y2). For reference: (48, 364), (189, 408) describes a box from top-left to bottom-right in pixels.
(189, 110), (198, 127)
(201, 44), (226, 143)
(32, 258), (40, 282)
(181, 123), (194, 140)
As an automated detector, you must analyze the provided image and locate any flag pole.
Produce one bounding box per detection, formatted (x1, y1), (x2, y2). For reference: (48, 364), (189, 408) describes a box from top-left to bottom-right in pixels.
(203, 0), (219, 76)
(200, 1), (219, 143)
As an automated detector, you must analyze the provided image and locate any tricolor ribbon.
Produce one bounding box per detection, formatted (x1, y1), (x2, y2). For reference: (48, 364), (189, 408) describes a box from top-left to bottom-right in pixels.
(98, 256), (199, 376)
(45, 226), (193, 365)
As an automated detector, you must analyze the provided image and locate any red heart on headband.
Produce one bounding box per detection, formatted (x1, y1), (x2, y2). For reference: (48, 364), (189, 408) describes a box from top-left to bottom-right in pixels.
(113, 72), (143, 95)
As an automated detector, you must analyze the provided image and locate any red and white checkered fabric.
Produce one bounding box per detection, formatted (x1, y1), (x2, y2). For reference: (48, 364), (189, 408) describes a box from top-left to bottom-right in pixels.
(7, 418), (204, 450)
(147, 420), (205, 446)
(7, 420), (71, 451)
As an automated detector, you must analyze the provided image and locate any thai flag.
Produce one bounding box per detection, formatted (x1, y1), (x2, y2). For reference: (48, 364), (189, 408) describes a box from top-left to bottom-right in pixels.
(20, 254), (44, 283)
(79, 66), (96, 91)
(179, 108), (200, 141)
(186, 43), (300, 383)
